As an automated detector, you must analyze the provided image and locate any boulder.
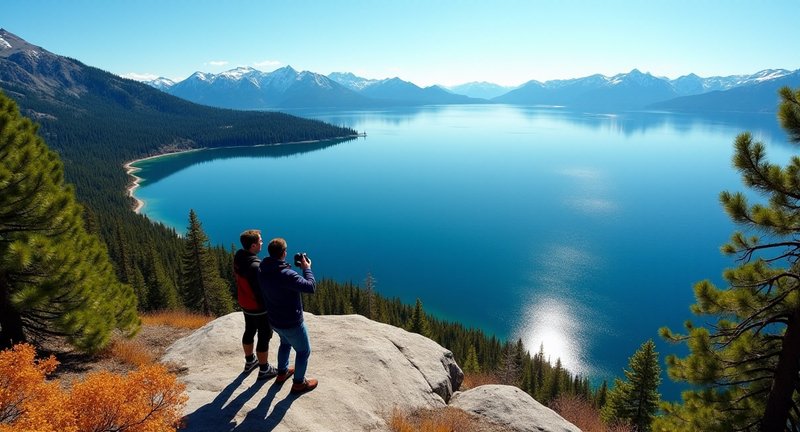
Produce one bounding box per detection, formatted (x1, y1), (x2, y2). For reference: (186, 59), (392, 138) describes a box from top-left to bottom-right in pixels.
(450, 384), (582, 432)
(163, 312), (463, 431)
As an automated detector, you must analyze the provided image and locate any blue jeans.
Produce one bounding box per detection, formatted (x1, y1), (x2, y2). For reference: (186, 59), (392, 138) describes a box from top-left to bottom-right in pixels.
(273, 322), (311, 383)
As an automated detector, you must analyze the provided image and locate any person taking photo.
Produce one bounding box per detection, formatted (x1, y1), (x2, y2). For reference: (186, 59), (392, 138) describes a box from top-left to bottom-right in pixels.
(258, 237), (318, 394)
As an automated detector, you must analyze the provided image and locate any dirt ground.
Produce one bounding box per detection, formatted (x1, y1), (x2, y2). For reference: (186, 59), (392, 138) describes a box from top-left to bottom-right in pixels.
(38, 323), (194, 387)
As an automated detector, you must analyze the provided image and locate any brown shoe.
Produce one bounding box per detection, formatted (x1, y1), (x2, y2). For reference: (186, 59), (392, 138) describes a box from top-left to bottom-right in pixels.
(275, 368), (295, 384)
(290, 378), (318, 394)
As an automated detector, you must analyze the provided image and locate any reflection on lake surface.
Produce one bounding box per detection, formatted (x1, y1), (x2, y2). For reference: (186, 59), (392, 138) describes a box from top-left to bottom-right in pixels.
(131, 104), (792, 399)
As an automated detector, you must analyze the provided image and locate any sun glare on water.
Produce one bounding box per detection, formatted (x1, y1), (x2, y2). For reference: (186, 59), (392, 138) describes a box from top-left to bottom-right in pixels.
(515, 296), (588, 377)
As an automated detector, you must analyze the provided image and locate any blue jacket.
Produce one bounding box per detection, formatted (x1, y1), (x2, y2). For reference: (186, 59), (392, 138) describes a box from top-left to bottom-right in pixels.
(258, 256), (316, 329)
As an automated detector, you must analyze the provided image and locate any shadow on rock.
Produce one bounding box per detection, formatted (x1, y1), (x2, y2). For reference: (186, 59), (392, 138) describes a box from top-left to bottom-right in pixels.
(234, 381), (299, 431)
(183, 372), (267, 431)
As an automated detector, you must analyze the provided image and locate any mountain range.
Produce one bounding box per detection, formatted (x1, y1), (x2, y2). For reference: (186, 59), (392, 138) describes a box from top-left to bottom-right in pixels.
(0, 28), (354, 210)
(158, 66), (478, 110)
(146, 65), (800, 112)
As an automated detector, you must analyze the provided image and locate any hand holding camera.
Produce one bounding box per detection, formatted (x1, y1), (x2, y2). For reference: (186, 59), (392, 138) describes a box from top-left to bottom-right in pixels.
(294, 252), (311, 269)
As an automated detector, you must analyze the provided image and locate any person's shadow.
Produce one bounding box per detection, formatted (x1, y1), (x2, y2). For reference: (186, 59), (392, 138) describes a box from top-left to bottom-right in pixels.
(233, 381), (299, 431)
(182, 371), (268, 431)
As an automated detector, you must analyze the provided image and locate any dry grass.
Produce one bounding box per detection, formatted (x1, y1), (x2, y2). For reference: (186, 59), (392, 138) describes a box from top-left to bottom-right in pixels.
(551, 395), (633, 432)
(141, 310), (214, 329)
(102, 337), (155, 367)
(461, 372), (501, 390)
(389, 407), (507, 432)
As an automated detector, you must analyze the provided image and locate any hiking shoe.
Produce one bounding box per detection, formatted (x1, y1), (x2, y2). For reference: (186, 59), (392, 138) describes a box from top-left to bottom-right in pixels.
(290, 378), (318, 394)
(275, 367), (295, 384)
(243, 357), (258, 373)
(257, 364), (278, 381)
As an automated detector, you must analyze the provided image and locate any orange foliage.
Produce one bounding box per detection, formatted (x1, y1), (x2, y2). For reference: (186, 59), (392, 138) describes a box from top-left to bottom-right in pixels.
(104, 338), (155, 367)
(141, 310), (213, 329)
(389, 407), (483, 432)
(0, 344), (187, 432)
(0, 344), (74, 432)
(551, 395), (633, 432)
(461, 372), (501, 390)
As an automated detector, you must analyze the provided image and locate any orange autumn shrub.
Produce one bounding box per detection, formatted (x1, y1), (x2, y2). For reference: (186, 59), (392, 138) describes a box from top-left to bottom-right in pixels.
(0, 344), (187, 432)
(389, 407), (482, 432)
(551, 395), (633, 432)
(141, 310), (213, 329)
(104, 338), (155, 367)
(0, 344), (75, 432)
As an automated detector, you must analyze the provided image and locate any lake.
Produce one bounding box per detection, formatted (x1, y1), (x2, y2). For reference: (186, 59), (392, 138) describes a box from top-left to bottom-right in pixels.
(130, 104), (792, 399)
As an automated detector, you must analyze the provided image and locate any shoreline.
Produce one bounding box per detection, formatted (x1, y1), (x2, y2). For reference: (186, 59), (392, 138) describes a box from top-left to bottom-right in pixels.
(123, 134), (364, 214)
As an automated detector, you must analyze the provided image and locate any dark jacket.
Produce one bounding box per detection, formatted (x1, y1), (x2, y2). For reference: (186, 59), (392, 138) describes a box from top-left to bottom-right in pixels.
(233, 249), (266, 315)
(258, 256), (316, 329)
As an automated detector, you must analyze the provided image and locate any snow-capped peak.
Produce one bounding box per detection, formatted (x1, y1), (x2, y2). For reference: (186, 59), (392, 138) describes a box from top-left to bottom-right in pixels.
(751, 69), (791, 82)
(297, 71), (333, 89)
(144, 77), (176, 90)
(219, 66), (258, 80)
(328, 72), (380, 91)
(0, 36), (11, 50)
(189, 71), (212, 81)
(609, 69), (656, 86)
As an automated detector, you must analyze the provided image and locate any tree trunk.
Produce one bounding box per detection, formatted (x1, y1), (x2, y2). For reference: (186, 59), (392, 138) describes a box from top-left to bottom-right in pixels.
(0, 274), (26, 349)
(761, 308), (800, 432)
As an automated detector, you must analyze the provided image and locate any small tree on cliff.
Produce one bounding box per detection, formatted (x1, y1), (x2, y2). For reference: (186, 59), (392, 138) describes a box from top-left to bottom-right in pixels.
(0, 91), (139, 351)
(601, 340), (660, 432)
(408, 297), (432, 337)
(180, 209), (232, 315)
(657, 87), (800, 432)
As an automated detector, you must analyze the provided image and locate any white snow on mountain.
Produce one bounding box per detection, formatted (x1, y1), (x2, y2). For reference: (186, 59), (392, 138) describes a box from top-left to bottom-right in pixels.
(189, 71), (212, 82)
(0, 37), (11, 49)
(608, 69), (655, 86)
(751, 69), (792, 82)
(298, 71), (334, 89)
(327, 72), (381, 91)
(144, 77), (176, 90)
(260, 66), (298, 92)
(219, 66), (258, 81)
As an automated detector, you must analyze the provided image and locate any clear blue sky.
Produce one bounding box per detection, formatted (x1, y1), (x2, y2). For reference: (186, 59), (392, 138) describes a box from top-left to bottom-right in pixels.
(3, 0), (798, 87)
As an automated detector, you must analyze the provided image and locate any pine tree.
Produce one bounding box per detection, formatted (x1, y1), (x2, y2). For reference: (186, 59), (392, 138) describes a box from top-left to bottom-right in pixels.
(463, 344), (481, 374)
(179, 209), (232, 316)
(594, 380), (608, 409)
(533, 344), (546, 399)
(408, 298), (431, 337)
(145, 245), (179, 310)
(359, 273), (378, 319)
(113, 223), (132, 284)
(0, 91), (139, 351)
(658, 87), (800, 432)
(601, 340), (660, 432)
(129, 264), (148, 310)
(602, 378), (633, 428)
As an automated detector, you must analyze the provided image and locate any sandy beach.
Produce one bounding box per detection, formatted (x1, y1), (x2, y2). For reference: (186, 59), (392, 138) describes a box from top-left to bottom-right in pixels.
(123, 149), (203, 214)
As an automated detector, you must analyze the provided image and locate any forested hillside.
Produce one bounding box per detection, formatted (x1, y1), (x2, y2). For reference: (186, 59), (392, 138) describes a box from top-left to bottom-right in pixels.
(0, 30), (357, 304)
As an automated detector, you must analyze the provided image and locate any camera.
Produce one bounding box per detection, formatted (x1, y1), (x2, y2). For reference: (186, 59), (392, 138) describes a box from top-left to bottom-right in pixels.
(294, 252), (309, 267)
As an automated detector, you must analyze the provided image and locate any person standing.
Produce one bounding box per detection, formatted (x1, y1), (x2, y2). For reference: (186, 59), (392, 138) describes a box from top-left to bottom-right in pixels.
(233, 229), (277, 380)
(259, 237), (318, 394)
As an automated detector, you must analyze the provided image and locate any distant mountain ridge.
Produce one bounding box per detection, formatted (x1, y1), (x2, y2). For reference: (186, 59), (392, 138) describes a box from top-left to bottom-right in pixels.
(146, 65), (799, 112)
(650, 69), (800, 113)
(493, 68), (799, 111)
(445, 82), (518, 99)
(149, 67), (480, 110)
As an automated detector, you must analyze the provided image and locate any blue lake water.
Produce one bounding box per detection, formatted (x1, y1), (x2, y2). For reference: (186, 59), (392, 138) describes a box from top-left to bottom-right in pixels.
(131, 104), (792, 399)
